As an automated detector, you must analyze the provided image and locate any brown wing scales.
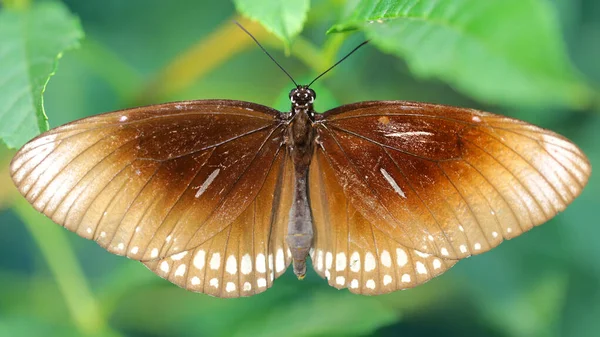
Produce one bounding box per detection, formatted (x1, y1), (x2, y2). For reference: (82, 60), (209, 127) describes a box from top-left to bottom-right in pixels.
(144, 148), (294, 297)
(310, 149), (456, 295)
(314, 101), (590, 264)
(10, 100), (293, 298)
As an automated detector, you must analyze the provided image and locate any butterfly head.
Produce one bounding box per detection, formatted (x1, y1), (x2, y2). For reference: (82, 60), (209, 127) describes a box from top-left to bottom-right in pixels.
(289, 86), (316, 110)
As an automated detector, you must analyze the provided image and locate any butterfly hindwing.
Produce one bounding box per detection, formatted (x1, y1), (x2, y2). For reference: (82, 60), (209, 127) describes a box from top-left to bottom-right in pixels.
(144, 148), (294, 297)
(310, 149), (456, 295)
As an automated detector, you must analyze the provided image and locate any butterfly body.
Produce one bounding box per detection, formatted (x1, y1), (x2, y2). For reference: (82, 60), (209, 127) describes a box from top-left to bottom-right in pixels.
(285, 86), (318, 278)
(10, 87), (590, 297)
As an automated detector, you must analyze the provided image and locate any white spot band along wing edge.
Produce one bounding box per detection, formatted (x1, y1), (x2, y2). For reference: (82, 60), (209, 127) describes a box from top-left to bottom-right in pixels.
(10, 100), (293, 298)
(309, 101), (590, 294)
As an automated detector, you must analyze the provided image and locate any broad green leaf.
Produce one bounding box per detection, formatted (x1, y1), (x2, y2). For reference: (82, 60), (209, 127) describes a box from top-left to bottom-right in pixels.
(0, 2), (83, 149)
(329, 0), (593, 108)
(234, 0), (310, 49)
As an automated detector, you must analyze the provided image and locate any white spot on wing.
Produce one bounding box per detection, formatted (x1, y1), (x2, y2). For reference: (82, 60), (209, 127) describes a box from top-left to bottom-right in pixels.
(474, 243), (482, 250)
(325, 252), (333, 270)
(380, 168), (406, 198)
(193, 250), (206, 270)
(384, 131), (433, 138)
(275, 248), (285, 273)
(350, 279), (359, 289)
(440, 248), (449, 256)
(416, 262), (427, 274)
(119, 115), (128, 122)
(160, 261), (170, 273)
(257, 278), (267, 288)
(226, 255), (237, 275)
(316, 250), (324, 271)
(336, 252), (347, 271)
(171, 251), (188, 261)
(195, 169), (220, 198)
(366, 279), (376, 289)
(151, 248), (159, 258)
(402, 274), (411, 283)
(243, 282), (251, 291)
(381, 250), (391, 267)
(210, 253), (221, 270)
(336, 276), (345, 286)
(226, 282), (236, 292)
(433, 259), (442, 270)
(365, 252), (376, 272)
(415, 251), (430, 258)
(191, 276), (200, 285)
(459, 245), (467, 253)
(383, 274), (392, 285)
(396, 248), (407, 267)
(131, 246), (139, 254)
(256, 253), (266, 273)
(241, 254), (252, 275)
(174, 264), (186, 277)
(209, 278), (218, 288)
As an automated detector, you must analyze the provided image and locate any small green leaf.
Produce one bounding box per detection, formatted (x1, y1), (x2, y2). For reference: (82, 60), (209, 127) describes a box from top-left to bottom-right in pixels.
(0, 2), (83, 149)
(234, 0), (310, 49)
(329, 0), (593, 108)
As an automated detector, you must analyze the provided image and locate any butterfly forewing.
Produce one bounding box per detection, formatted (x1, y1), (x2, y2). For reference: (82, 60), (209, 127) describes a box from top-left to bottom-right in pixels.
(10, 101), (294, 286)
(313, 101), (590, 264)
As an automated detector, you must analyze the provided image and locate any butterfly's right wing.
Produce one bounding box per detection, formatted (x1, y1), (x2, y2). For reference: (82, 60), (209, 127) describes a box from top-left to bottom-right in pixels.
(10, 100), (293, 297)
(309, 101), (589, 295)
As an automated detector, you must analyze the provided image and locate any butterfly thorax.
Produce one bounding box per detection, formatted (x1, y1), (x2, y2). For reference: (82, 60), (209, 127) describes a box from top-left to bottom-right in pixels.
(286, 86), (317, 279)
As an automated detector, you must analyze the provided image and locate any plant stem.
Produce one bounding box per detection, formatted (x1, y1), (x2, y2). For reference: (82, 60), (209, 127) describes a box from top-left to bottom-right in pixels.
(13, 198), (109, 336)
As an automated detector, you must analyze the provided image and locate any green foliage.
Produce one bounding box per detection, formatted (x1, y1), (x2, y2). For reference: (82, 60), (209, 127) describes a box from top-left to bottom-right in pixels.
(329, 0), (593, 108)
(234, 0), (310, 50)
(0, 0), (598, 337)
(0, 1), (82, 148)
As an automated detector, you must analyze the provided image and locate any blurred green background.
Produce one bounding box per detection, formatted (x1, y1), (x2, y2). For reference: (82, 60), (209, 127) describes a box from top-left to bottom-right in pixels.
(0, 0), (599, 336)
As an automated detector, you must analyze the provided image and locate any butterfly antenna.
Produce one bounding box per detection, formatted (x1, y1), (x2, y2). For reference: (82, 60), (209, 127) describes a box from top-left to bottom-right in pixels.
(308, 40), (370, 87)
(234, 21), (299, 87)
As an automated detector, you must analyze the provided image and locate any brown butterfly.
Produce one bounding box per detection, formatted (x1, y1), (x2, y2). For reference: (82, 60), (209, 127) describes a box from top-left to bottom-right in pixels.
(9, 30), (591, 298)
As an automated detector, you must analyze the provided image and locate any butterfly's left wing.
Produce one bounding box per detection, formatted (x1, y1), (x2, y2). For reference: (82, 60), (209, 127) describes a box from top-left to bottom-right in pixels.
(309, 101), (590, 295)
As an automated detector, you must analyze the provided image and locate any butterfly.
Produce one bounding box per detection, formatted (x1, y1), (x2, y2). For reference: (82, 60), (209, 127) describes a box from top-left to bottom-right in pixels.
(9, 30), (591, 298)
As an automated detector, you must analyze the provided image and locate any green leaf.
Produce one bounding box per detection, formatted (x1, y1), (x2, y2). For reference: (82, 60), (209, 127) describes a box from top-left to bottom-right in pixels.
(0, 2), (83, 149)
(234, 0), (310, 49)
(329, 0), (593, 108)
